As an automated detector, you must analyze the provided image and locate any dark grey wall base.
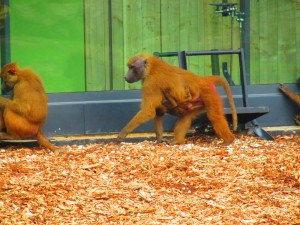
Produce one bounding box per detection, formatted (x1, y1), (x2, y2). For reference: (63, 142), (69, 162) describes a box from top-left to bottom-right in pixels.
(43, 84), (300, 137)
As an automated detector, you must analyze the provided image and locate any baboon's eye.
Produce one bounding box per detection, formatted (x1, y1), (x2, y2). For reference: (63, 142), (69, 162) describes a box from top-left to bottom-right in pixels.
(8, 68), (16, 75)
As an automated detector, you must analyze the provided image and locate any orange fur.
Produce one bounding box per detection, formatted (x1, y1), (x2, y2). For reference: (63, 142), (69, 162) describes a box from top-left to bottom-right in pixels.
(117, 53), (237, 144)
(160, 76), (238, 131)
(0, 62), (58, 151)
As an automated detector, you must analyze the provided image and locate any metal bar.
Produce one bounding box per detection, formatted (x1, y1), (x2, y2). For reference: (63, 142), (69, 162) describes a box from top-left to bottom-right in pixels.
(155, 49), (243, 57)
(186, 49), (242, 56)
(239, 48), (249, 107)
(222, 62), (235, 85)
(211, 51), (220, 75)
(240, 0), (251, 84)
(178, 51), (187, 70)
(153, 51), (178, 57)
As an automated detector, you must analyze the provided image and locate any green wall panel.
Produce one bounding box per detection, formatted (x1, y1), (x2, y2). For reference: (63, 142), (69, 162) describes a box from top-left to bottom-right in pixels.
(5, 1), (299, 93)
(9, 0), (85, 93)
(109, 0), (242, 91)
(121, 0), (161, 90)
(111, 0), (125, 91)
(250, 0), (299, 84)
(85, 0), (110, 91)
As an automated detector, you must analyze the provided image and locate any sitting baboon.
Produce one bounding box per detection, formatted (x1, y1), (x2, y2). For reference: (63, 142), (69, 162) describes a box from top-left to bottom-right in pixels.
(0, 62), (60, 151)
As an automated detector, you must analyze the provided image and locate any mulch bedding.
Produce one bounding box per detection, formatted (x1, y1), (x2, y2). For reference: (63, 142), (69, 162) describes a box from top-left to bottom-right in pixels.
(0, 134), (299, 225)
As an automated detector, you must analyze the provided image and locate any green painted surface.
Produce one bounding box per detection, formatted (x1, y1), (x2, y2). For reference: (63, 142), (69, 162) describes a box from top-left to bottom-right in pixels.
(85, 0), (110, 91)
(5, 1), (299, 92)
(250, 0), (299, 84)
(109, 0), (243, 90)
(9, 0), (85, 93)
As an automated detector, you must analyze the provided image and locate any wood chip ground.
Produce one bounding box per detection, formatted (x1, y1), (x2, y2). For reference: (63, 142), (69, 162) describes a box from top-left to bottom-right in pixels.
(0, 134), (299, 224)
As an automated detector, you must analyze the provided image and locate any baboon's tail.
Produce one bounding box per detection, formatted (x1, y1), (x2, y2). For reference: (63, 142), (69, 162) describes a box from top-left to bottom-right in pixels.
(207, 76), (238, 131)
(37, 129), (57, 151)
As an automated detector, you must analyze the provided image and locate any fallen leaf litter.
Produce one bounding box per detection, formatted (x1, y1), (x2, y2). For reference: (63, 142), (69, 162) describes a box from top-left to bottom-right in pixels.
(0, 134), (299, 224)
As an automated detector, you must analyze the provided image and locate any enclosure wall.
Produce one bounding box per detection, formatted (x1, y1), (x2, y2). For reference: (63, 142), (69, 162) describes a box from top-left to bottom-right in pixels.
(2, 0), (298, 93)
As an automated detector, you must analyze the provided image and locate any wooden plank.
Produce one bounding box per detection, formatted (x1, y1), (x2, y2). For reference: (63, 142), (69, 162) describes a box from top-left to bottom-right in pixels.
(196, 1), (206, 76)
(111, 0), (250, 91)
(112, 0), (160, 91)
(123, 0), (143, 90)
(141, 0), (160, 53)
(111, 0), (125, 90)
(277, 0), (297, 83)
(85, 0), (109, 91)
(8, 0), (300, 94)
(201, 0), (241, 84)
(203, 0), (223, 75)
(251, 0), (299, 85)
(86, 0), (300, 92)
(160, 0), (180, 67)
(250, 0), (260, 84)
(179, 0), (205, 75)
(258, 0), (279, 84)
